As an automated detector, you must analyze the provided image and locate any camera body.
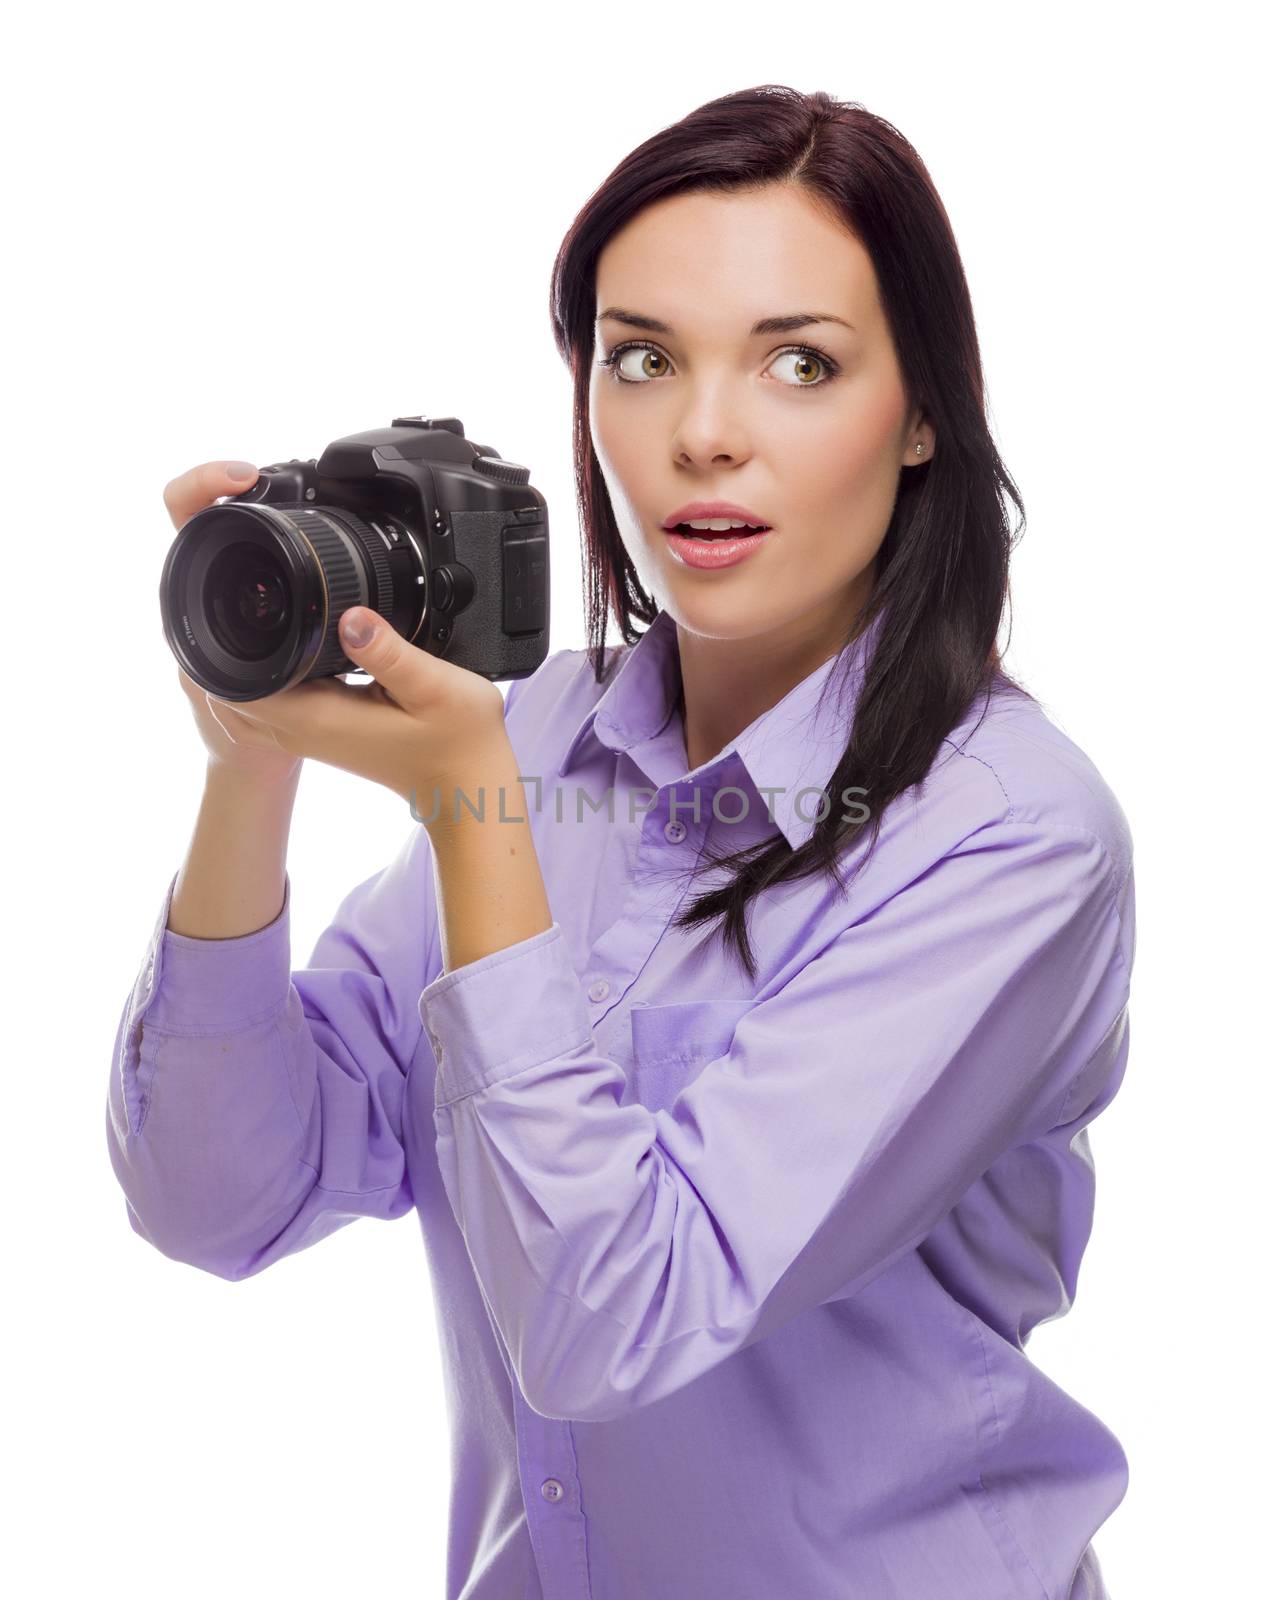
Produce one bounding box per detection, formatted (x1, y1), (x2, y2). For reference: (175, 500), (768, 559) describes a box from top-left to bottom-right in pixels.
(159, 415), (550, 702)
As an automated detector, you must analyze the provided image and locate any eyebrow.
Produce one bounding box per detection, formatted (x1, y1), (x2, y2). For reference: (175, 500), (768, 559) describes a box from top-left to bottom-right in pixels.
(596, 307), (856, 337)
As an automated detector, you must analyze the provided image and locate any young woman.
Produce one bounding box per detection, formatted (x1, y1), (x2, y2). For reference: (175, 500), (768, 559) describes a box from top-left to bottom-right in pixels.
(108, 86), (1134, 1600)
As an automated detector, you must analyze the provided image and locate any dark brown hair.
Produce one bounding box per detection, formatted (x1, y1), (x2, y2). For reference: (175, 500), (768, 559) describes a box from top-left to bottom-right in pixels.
(547, 84), (1033, 981)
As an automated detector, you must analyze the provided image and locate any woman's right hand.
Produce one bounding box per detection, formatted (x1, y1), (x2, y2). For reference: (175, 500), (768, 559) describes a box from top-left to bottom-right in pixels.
(164, 461), (304, 788)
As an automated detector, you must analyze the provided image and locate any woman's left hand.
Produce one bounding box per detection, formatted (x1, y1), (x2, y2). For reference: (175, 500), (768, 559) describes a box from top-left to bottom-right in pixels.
(206, 606), (510, 811)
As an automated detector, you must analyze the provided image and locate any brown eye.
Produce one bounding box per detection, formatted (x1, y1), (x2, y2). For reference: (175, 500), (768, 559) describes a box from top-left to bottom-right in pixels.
(768, 349), (831, 386)
(603, 344), (670, 382)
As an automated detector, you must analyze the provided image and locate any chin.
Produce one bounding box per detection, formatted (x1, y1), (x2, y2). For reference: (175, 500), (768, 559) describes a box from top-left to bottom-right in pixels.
(657, 594), (773, 643)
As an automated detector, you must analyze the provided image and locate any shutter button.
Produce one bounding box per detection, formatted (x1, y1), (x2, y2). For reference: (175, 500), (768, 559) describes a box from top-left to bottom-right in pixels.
(540, 1478), (564, 1502)
(663, 819), (687, 843)
(587, 978), (610, 1002)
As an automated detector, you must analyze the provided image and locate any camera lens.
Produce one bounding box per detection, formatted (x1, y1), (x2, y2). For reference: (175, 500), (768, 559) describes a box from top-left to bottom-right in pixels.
(159, 499), (420, 701)
(206, 541), (292, 661)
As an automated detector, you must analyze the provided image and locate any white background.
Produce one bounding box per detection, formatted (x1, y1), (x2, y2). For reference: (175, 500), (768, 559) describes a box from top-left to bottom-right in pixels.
(4, 2), (1265, 1595)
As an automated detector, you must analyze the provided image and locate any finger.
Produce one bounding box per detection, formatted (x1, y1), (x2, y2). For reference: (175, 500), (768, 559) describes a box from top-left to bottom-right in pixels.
(163, 460), (259, 532)
(337, 606), (437, 715)
(211, 675), (368, 749)
(223, 674), (362, 725)
(203, 691), (239, 744)
(206, 690), (295, 752)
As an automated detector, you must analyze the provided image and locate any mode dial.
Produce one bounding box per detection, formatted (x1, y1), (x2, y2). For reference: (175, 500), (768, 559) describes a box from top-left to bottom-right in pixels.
(471, 454), (532, 487)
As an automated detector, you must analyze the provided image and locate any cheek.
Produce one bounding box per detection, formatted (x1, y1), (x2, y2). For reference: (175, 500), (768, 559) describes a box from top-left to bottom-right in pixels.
(588, 390), (651, 555)
(587, 380), (611, 469)
(590, 387), (635, 488)
(591, 391), (657, 523)
(780, 383), (907, 505)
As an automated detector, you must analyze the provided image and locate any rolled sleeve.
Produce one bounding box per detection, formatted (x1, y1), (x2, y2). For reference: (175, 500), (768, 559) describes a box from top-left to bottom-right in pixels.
(142, 873), (292, 1034)
(419, 922), (592, 1108)
(106, 828), (436, 1281)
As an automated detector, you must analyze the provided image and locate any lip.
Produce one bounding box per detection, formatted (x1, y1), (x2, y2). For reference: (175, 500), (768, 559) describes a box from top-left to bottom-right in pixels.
(661, 500), (773, 531)
(662, 526), (773, 571)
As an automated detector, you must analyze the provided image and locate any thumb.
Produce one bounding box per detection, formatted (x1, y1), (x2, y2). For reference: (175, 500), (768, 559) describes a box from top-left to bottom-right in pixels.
(340, 604), (444, 713)
(338, 606), (423, 701)
(339, 605), (384, 655)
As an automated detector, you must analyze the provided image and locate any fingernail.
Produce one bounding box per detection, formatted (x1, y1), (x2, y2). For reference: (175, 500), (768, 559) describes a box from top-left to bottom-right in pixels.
(226, 461), (257, 482)
(342, 611), (376, 648)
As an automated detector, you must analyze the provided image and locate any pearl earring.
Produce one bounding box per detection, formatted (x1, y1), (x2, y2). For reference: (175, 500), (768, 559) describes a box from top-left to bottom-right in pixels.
(915, 442), (925, 456)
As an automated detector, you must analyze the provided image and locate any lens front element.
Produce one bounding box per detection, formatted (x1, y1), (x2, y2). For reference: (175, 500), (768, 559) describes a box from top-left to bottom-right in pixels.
(205, 541), (292, 662)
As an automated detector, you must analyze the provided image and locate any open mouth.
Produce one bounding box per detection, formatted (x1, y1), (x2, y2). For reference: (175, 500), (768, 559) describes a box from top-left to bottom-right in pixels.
(668, 523), (772, 539)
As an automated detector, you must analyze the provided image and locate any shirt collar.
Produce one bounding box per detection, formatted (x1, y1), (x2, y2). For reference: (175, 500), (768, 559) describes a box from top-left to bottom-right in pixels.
(557, 605), (886, 852)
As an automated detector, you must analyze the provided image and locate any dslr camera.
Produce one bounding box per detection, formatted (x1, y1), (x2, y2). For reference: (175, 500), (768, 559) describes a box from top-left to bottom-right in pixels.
(159, 415), (549, 702)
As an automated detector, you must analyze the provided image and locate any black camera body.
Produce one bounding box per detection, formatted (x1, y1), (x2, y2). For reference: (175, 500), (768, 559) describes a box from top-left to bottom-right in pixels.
(159, 415), (550, 702)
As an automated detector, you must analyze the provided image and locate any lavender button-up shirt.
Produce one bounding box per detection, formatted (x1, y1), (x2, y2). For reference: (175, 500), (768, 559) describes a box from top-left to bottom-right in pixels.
(107, 606), (1134, 1600)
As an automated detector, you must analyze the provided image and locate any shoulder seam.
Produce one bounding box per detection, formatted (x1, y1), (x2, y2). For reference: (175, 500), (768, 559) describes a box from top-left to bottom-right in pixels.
(940, 738), (1015, 820)
(940, 739), (1131, 893)
(943, 740), (1133, 960)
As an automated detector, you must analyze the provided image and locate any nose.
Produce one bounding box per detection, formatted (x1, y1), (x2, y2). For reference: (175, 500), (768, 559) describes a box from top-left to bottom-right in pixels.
(671, 384), (753, 470)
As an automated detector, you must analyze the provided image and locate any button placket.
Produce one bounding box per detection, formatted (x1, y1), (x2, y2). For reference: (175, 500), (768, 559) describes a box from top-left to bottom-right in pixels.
(510, 1388), (590, 1591)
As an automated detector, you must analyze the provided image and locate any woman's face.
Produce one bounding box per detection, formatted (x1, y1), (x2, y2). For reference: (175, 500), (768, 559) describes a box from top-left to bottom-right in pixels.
(589, 184), (930, 649)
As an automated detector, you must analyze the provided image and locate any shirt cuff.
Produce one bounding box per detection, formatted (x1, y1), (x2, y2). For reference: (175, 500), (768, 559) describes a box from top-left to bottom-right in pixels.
(419, 921), (592, 1107)
(138, 870), (293, 1034)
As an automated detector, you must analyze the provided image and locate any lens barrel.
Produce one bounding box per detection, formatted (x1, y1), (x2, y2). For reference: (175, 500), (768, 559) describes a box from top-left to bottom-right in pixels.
(160, 500), (412, 701)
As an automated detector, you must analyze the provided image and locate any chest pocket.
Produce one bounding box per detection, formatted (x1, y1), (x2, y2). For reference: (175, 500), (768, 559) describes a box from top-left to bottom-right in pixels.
(628, 997), (753, 1112)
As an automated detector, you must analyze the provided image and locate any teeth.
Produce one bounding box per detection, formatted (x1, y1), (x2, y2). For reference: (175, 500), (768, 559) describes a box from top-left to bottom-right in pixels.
(676, 518), (766, 532)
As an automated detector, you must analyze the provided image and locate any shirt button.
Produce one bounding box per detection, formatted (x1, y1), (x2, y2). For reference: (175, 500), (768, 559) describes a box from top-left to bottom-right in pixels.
(143, 960), (154, 989)
(587, 977), (610, 1002)
(663, 819), (687, 843)
(540, 1478), (565, 1502)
